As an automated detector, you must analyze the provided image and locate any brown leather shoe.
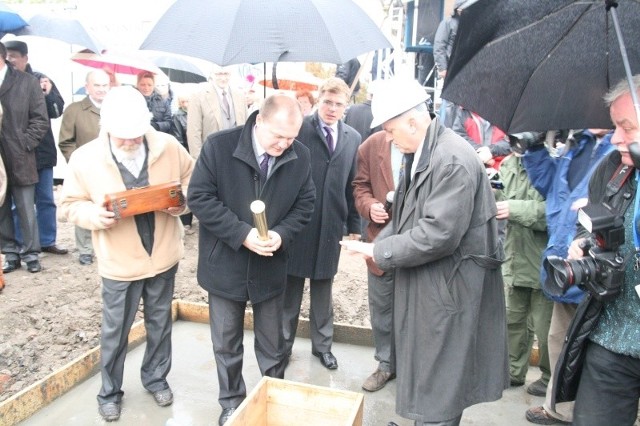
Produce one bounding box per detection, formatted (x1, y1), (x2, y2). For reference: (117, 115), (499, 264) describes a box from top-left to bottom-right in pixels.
(525, 406), (571, 425)
(362, 368), (396, 392)
(42, 244), (69, 255)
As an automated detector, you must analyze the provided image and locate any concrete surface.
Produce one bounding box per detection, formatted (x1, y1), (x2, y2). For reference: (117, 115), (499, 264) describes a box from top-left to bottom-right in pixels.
(19, 321), (545, 426)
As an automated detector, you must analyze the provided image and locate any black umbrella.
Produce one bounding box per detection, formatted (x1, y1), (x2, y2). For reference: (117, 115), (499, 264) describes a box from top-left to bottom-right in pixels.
(441, 0), (640, 133)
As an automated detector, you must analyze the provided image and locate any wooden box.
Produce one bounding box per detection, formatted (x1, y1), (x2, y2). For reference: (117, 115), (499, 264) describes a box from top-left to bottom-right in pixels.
(226, 377), (364, 426)
(104, 181), (184, 219)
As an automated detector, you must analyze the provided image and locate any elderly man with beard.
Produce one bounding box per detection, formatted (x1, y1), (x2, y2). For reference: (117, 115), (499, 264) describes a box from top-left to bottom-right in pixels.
(60, 86), (194, 422)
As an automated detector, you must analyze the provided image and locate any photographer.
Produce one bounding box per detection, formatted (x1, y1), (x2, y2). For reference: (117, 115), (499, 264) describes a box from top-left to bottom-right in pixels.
(554, 76), (640, 426)
(522, 128), (613, 425)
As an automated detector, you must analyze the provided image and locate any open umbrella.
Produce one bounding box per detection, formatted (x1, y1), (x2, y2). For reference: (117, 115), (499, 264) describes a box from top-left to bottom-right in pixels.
(139, 0), (390, 66)
(0, 2), (26, 33)
(441, 0), (640, 133)
(71, 50), (164, 76)
(137, 50), (212, 83)
(12, 13), (105, 53)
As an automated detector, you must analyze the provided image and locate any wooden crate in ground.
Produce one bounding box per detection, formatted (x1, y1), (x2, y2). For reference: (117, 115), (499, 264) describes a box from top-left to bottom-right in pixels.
(227, 377), (364, 426)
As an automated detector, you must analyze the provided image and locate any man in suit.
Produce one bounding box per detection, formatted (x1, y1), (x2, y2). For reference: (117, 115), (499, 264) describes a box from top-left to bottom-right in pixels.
(283, 77), (361, 370)
(352, 130), (401, 391)
(0, 42), (49, 274)
(188, 94), (315, 426)
(59, 69), (111, 265)
(187, 65), (248, 159)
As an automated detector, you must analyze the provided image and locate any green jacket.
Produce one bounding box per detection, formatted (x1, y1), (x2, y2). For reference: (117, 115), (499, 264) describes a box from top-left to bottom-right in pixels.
(497, 155), (547, 288)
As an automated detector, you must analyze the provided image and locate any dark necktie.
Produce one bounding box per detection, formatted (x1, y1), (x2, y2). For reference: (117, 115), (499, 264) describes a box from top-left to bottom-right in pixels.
(260, 153), (270, 179)
(221, 90), (230, 119)
(401, 154), (414, 189)
(324, 126), (334, 154)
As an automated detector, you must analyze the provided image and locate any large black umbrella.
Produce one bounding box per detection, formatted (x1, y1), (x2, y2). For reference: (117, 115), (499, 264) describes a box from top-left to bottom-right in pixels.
(139, 0), (390, 66)
(441, 0), (640, 133)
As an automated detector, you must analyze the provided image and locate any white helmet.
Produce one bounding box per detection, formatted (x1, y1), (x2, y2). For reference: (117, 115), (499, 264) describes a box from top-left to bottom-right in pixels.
(370, 78), (429, 128)
(100, 86), (152, 139)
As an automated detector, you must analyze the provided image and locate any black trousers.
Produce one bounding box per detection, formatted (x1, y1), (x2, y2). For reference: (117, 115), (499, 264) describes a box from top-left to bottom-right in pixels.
(208, 292), (285, 409)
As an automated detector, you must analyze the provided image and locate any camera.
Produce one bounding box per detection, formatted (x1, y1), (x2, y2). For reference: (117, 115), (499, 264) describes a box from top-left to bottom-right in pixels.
(543, 203), (626, 302)
(486, 169), (504, 190)
(508, 132), (544, 155)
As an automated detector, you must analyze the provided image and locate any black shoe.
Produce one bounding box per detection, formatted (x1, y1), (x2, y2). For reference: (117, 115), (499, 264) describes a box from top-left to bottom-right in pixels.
(26, 260), (41, 273)
(312, 351), (338, 369)
(219, 407), (236, 426)
(79, 254), (93, 265)
(98, 402), (121, 422)
(527, 379), (548, 397)
(2, 259), (20, 273)
(41, 244), (69, 255)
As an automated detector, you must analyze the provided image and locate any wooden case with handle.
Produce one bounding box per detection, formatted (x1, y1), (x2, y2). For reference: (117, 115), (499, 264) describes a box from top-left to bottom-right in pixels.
(104, 181), (185, 219)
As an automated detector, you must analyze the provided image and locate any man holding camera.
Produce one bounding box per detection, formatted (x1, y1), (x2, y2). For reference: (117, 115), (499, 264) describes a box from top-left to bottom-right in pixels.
(554, 75), (640, 426)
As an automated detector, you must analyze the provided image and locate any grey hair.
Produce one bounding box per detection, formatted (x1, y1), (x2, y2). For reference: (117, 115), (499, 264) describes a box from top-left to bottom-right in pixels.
(604, 74), (640, 106)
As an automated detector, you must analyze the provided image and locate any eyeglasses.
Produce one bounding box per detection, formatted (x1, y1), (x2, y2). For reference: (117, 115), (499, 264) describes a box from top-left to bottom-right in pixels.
(321, 99), (346, 109)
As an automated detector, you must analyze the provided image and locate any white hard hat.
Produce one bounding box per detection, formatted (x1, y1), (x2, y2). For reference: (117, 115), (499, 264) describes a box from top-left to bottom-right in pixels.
(370, 78), (429, 128)
(100, 86), (151, 139)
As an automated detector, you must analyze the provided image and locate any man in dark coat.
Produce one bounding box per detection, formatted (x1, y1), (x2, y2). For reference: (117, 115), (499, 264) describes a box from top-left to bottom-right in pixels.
(0, 42), (49, 274)
(5, 40), (68, 258)
(188, 94), (315, 426)
(341, 78), (508, 425)
(283, 77), (361, 370)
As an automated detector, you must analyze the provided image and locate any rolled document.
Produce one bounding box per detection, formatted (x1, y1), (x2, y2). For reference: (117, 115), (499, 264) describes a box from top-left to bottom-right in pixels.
(250, 200), (269, 240)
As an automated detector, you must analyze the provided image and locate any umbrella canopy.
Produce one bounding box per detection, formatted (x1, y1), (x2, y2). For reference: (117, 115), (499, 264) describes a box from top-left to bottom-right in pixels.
(71, 51), (164, 76)
(138, 50), (212, 83)
(13, 13), (105, 53)
(139, 0), (390, 66)
(441, 0), (640, 133)
(0, 2), (26, 33)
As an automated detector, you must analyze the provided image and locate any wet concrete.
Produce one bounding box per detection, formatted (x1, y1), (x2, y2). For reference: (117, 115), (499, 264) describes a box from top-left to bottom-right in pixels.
(19, 321), (545, 426)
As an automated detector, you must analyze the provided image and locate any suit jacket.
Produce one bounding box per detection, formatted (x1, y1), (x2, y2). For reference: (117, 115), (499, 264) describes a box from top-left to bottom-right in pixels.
(58, 96), (101, 162)
(0, 65), (48, 186)
(287, 112), (361, 280)
(352, 131), (395, 275)
(186, 82), (247, 159)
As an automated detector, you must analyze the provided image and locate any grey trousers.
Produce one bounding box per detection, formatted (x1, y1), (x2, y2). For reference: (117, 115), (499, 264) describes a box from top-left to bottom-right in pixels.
(415, 414), (462, 426)
(367, 270), (395, 373)
(0, 184), (39, 262)
(283, 275), (334, 355)
(97, 264), (177, 405)
(75, 225), (93, 256)
(544, 302), (578, 422)
(208, 292), (285, 409)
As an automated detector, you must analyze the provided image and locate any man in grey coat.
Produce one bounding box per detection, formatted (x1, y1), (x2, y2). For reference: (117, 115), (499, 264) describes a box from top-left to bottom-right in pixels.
(341, 78), (508, 425)
(283, 77), (361, 370)
(0, 42), (49, 274)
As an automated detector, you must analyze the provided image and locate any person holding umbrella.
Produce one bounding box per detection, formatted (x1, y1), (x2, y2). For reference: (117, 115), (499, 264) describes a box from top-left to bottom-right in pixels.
(340, 77), (508, 426)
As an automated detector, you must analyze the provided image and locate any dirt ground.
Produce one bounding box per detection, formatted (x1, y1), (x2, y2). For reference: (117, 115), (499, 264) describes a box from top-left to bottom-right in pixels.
(0, 186), (369, 403)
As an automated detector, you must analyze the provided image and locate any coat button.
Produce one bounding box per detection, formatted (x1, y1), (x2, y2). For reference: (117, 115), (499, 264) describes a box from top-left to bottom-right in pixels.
(383, 251), (392, 259)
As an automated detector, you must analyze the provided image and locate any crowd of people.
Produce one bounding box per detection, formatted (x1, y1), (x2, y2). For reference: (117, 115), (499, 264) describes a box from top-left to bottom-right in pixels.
(0, 32), (639, 426)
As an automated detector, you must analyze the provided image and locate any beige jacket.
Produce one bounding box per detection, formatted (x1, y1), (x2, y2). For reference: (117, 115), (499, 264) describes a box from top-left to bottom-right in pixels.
(186, 82), (247, 159)
(58, 96), (101, 162)
(60, 129), (194, 281)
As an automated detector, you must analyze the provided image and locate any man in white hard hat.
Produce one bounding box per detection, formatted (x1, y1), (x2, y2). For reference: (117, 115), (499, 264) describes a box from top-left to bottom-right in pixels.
(341, 78), (508, 425)
(60, 86), (194, 422)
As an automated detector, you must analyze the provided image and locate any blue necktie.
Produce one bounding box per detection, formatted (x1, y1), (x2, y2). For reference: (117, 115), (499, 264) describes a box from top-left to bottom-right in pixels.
(324, 126), (334, 154)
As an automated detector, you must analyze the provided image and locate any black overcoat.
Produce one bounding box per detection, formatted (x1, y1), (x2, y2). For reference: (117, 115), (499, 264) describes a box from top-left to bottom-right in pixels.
(287, 112), (361, 280)
(188, 112), (315, 303)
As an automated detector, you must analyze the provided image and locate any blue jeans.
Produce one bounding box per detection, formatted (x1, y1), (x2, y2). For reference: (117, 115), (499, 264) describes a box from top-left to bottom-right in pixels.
(14, 167), (57, 247)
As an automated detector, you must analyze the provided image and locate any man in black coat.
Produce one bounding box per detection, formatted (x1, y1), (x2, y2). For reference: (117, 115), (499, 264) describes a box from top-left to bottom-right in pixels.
(0, 42), (49, 274)
(283, 77), (361, 370)
(5, 40), (68, 257)
(188, 94), (315, 426)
